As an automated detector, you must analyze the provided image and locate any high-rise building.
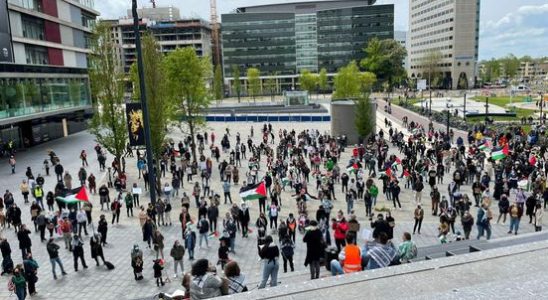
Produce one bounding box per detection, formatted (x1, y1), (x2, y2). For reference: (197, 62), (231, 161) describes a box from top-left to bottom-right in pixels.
(407, 0), (480, 89)
(0, 0), (99, 149)
(394, 30), (408, 69)
(104, 7), (212, 73)
(221, 0), (393, 94)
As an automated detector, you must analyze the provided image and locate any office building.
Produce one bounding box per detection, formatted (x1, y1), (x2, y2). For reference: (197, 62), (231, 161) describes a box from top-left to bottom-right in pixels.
(394, 30), (408, 69)
(104, 7), (212, 73)
(221, 0), (393, 94)
(0, 0), (99, 149)
(407, 0), (480, 89)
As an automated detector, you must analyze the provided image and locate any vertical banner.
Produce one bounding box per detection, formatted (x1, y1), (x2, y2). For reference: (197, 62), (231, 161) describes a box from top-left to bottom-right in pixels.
(0, 0), (14, 62)
(126, 102), (145, 147)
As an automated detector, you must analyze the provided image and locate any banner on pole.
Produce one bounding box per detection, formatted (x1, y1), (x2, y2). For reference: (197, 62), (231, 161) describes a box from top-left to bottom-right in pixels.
(126, 102), (145, 147)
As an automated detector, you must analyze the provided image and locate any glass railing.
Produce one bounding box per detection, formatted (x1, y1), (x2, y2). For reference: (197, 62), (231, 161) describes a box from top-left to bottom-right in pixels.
(0, 77), (91, 120)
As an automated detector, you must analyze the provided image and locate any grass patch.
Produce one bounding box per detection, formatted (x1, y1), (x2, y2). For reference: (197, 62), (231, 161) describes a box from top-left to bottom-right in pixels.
(471, 96), (527, 108)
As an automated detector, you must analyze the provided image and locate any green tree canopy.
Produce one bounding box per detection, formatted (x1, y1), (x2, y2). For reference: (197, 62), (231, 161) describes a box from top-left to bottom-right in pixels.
(421, 50), (443, 88)
(355, 95), (374, 141)
(500, 54), (520, 79)
(318, 68), (328, 95)
(164, 47), (212, 162)
(213, 64), (224, 101)
(88, 22), (127, 162)
(333, 61), (361, 100)
(299, 69), (318, 94)
(232, 65), (241, 102)
(360, 37), (407, 92)
(247, 67), (261, 102)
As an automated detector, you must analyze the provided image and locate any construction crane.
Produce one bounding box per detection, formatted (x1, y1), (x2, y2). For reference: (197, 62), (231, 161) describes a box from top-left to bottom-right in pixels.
(210, 0), (221, 66)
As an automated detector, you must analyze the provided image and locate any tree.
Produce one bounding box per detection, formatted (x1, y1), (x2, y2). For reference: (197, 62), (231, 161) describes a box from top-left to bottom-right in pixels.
(421, 50), (443, 88)
(299, 69), (318, 100)
(213, 64), (224, 101)
(130, 33), (175, 191)
(88, 22), (127, 165)
(264, 73), (278, 102)
(247, 67), (261, 102)
(481, 58), (501, 83)
(232, 65), (241, 103)
(354, 95), (374, 142)
(361, 37), (407, 94)
(500, 54), (520, 80)
(332, 61), (362, 100)
(360, 72), (377, 95)
(318, 68), (328, 97)
(164, 47), (212, 162)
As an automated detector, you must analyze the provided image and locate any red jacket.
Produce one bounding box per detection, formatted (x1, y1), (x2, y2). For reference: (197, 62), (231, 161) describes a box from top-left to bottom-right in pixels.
(333, 219), (349, 240)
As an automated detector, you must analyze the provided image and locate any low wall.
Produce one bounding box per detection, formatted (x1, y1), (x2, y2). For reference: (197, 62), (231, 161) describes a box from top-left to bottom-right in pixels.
(205, 115), (331, 122)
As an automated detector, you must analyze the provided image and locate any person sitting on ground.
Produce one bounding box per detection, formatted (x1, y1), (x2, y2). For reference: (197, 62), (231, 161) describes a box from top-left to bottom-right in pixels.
(189, 258), (226, 299)
(365, 232), (400, 270)
(330, 232), (362, 276)
(398, 232), (417, 263)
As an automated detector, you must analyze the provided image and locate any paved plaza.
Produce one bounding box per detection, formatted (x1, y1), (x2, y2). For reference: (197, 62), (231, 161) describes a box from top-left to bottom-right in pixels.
(0, 107), (539, 300)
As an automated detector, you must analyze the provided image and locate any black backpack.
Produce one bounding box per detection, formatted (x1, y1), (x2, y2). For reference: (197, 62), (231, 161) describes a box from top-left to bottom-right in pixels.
(199, 219), (209, 234)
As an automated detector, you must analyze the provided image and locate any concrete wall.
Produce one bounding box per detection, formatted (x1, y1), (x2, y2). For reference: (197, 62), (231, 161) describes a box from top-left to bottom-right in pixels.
(331, 100), (376, 145)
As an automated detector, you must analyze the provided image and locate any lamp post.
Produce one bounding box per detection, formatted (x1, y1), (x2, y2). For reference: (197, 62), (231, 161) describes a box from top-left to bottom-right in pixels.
(484, 97), (489, 123)
(446, 103), (452, 136)
(540, 92), (544, 125)
(132, 0), (157, 204)
(462, 93), (467, 122)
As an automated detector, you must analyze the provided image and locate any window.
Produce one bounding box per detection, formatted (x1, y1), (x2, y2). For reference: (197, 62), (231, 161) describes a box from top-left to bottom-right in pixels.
(19, 0), (42, 12)
(25, 45), (49, 65)
(81, 13), (96, 28)
(21, 15), (45, 40)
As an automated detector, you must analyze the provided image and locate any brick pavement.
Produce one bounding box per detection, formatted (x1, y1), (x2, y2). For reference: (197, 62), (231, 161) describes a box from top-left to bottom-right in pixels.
(0, 116), (538, 300)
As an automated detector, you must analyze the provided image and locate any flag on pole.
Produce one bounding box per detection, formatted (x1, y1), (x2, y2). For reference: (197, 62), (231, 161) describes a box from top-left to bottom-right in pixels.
(56, 186), (90, 204)
(239, 182), (267, 201)
(491, 145), (509, 160)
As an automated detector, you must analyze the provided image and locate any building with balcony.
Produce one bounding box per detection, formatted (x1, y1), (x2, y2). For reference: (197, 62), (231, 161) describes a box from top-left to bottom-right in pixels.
(407, 0), (480, 89)
(220, 0), (393, 95)
(0, 0), (98, 149)
(103, 7), (212, 74)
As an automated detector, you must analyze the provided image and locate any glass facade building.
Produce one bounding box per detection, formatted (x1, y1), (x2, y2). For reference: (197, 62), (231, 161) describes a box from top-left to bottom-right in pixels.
(221, 0), (393, 95)
(1, 0), (98, 149)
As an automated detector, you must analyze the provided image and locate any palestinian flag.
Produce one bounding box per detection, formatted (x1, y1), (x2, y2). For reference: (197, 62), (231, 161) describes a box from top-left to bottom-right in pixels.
(239, 182), (267, 201)
(403, 169), (410, 177)
(478, 140), (491, 151)
(56, 186), (90, 204)
(392, 157), (402, 167)
(491, 145), (509, 160)
(385, 168), (392, 177)
(209, 231), (220, 240)
(346, 163), (359, 173)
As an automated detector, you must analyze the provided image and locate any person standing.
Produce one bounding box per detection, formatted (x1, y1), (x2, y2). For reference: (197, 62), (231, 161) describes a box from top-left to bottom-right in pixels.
(413, 205), (424, 234)
(153, 229), (165, 259)
(223, 181), (232, 204)
(508, 201), (523, 235)
(23, 253), (39, 296)
(534, 203), (543, 232)
(17, 224), (32, 260)
(131, 245), (144, 280)
(88, 173), (97, 194)
(125, 192), (134, 217)
(12, 265), (26, 300)
(303, 220), (324, 280)
(97, 215), (108, 246)
(332, 211), (348, 252)
(20, 180), (30, 204)
(76, 208), (88, 237)
(280, 235), (295, 273)
(110, 199), (121, 225)
(207, 203), (219, 234)
(71, 234), (88, 271)
(198, 216), (210, 248)
(461, 211), (474, 240)
(46, 238), (67, 279)
(258, 235), (280, 289)
(59, 217), (72, 250)
(476, 203), (492, 240)
(90, 233), (105, 266)
(170, 240), (185, 278)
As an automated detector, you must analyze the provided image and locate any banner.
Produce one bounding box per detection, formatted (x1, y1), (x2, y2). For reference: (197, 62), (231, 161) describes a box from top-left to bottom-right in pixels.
(126, 102), (145, 147)
(0, 0), (14, 62)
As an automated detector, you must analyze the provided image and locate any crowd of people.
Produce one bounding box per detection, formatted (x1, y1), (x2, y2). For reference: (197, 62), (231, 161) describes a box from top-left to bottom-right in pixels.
(0, 115), (546, 299)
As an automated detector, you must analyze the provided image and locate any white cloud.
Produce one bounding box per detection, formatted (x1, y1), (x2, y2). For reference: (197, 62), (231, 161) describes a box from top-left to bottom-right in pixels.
(480, 3), (548, 59)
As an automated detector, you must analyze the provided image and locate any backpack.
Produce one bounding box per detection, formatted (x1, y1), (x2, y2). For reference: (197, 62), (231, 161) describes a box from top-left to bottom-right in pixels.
(281, 240), (294, 257)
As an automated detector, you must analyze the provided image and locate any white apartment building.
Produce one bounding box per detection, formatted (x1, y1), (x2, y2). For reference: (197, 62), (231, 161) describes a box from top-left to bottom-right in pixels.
(407, 0), (480, 89)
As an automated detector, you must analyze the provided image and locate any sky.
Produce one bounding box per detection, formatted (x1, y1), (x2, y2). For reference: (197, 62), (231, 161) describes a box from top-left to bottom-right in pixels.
(96, 0), (548, 61)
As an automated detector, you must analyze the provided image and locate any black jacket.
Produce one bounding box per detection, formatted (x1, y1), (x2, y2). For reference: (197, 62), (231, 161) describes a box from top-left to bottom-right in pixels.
(303, 228), (324, 265)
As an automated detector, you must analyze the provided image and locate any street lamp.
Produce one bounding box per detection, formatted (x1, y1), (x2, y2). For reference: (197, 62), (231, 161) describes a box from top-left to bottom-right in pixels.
(539, 92), (544, 124)
(484, 97), (489, 123)
(132, 0), (157, 204)
(463, 93), (467, 122)
(446, 103), (453, 136)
